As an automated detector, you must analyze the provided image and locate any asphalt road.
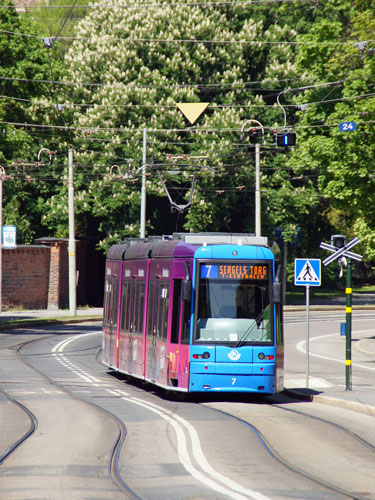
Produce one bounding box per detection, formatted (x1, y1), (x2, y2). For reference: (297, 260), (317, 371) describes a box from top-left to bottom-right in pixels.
(0, 315), (374, 500)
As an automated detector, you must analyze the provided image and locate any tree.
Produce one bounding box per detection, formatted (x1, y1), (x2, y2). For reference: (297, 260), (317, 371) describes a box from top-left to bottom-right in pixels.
(0, 0), (65, 242)
(36, 0), (333, 248)
(289, 1), (375, 259)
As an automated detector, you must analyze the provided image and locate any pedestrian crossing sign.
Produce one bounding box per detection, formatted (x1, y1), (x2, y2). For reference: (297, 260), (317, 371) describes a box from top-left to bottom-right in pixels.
(294, 259), (321, 286)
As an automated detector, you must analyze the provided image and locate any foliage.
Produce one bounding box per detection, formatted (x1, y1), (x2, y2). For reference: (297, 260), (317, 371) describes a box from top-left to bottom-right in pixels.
(34, 0), (339, 249)
(0, 0), (65, 242)
(1, 0), (374, 275)
(289, 1), (375, 259)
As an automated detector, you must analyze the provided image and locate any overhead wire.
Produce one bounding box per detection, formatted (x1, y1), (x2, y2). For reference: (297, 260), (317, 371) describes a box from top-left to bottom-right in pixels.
(0, 0), (340, 9)
(3, 29), (370, 47)
(2, 85), (375, 110)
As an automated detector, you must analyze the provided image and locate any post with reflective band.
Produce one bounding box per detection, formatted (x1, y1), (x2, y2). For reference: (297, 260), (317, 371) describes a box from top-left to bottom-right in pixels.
(345, 258), (352, 391)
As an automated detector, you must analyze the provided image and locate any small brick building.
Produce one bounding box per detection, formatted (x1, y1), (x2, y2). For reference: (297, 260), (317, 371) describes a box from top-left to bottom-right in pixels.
(2, 237), (105, 310)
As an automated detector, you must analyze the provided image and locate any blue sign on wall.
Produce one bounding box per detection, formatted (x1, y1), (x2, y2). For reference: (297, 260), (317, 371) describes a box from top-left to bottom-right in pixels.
(2, 225), (17, 249)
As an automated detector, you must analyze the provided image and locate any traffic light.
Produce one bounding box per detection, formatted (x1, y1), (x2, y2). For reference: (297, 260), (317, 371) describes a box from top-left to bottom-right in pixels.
(249, 127), (261, 144)
(276, 132), (296, 147)
(331, 234), (346, 248)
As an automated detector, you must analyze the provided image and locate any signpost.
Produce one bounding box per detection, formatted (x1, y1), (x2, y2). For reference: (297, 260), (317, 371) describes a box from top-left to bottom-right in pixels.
(294, 258), (321, 388)
(320, 237), (362, 390)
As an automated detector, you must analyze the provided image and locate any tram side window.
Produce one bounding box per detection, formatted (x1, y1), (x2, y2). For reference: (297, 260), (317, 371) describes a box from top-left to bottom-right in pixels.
(151, 279), (161, 337)
(275, 304), (283, 345)
(104, 280), (112, 327)
(120, 281), (130, 332)
(158, 282), (170, 340)
(111, 280), (119, 328)
(171, 280), (182, 344)
(181, 301), (191, 345)
(129, 280), (136, 333)
(147, 281), (155, 336)
(136, 281), (145, 334)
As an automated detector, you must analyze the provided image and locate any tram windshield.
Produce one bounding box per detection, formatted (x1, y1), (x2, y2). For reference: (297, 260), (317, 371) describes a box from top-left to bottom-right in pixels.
(194, 262), (272, 344)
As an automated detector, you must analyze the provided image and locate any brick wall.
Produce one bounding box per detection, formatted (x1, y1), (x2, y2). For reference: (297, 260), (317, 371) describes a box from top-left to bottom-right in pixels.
(2, 246), (50, 309)
(1, 238), (105, 310)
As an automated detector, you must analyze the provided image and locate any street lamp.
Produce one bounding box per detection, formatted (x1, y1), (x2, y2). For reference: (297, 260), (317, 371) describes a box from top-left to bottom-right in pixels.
(241, 120), (265, 238)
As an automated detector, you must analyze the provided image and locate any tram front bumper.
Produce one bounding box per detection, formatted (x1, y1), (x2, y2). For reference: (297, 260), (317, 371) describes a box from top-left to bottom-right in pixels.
(189, 362), (275, 393)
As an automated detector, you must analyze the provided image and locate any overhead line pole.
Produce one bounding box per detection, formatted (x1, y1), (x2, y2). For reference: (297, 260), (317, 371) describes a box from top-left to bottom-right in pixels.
(255, 142), (261, 237)
(68, 149), (76, 316)
(140, 128), (147, 239)
(0, 168), (4, 314)
(241, 120), (264, 238)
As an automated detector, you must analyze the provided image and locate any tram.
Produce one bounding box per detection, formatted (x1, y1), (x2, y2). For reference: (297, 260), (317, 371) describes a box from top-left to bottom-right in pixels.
(102, 233), (284, 393)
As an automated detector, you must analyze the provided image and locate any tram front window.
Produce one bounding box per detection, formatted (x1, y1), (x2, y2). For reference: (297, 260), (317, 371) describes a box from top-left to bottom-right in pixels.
(195, 262), (272, 344)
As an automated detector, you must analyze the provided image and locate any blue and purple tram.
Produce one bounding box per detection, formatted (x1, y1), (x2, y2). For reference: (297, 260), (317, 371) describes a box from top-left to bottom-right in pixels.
(102, 233), (284, 393)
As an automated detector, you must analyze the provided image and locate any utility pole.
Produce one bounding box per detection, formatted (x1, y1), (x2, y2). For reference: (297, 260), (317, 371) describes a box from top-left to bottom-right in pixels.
(0, 167), (4, 314)
(68, 149), (76, 316)
(140, 128), (146, 239)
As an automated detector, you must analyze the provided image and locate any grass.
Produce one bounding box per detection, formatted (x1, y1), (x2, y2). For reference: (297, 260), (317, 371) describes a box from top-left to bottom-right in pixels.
(286, 284), (375, 303)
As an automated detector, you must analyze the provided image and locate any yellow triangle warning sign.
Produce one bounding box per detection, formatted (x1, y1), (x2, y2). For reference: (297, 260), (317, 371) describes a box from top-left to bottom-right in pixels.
(176, 102), (209, 125)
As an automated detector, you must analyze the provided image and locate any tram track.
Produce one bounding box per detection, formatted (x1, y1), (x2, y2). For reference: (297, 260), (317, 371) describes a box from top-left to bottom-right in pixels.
(17, 337), (143, 499)
(3, 329), (373, 500)
(208, 402), (374, 500)
(0, 386), (38, 465)
(0, 334), (141, 500)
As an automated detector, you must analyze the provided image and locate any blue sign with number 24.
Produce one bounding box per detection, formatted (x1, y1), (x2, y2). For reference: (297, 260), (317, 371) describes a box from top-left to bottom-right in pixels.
(339, 122), (357, 132)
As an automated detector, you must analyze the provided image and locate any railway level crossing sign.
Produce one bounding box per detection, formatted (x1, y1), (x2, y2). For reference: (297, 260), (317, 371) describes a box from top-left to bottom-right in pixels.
(320, 237), (363, 391)
(320, 237), (362, 266)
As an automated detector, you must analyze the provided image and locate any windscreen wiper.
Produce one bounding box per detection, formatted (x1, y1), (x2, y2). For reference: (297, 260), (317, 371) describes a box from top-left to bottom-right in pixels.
(235, 311), (264, 348)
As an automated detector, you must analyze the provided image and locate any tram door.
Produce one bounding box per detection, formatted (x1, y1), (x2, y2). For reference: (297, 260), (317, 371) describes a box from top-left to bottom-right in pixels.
(169, 279), (190, 389)
(104, 275), (119, 368)
(128, 278), (136, 374)
(146, 278), (159, 381)
(146, 278), (169, 384)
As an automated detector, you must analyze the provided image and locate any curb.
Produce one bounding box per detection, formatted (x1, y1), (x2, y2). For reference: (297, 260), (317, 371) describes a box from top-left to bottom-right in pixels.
(355, 338), (375, 358)
(283, 389), (375, 417)
(285, 305), (375, 311)
(0, 316), (102, 331)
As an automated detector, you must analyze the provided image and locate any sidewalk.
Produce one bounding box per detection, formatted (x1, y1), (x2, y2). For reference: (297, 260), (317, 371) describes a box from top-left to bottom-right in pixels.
(284, 330), (375, 416)
(0, 307), (102, 326)
(284, 377), (375, 417)
(0, 306), (374, 416)
(284, 294), (375, 416)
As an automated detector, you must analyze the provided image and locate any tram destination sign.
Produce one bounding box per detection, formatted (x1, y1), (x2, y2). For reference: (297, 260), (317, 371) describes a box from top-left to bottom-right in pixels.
(200, 263), (269, 281)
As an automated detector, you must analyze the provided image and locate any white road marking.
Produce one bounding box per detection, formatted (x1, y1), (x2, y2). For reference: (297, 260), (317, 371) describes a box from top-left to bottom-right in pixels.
(124, 396), (269, 500)
(296, 332), (375, 371)
(51, 332), (270, 500)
